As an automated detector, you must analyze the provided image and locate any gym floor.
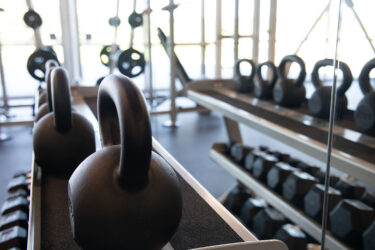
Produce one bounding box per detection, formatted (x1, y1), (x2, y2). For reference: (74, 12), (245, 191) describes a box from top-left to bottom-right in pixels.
(0, 109), (329, 206)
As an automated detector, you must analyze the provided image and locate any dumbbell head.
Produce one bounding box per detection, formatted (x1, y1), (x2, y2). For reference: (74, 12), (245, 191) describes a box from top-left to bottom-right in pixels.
(267, 150), (290, 162)
(313, 170), (340, 187)
(252, 207), (287, 239)
(229, 143), (253, 164)
(267, 162), (297, 194)
(334, 179), (365, 199)
(296, 162), (319, 176)
(244, 150), (267, 172)
(259, 145), (269, 151)
(224, 186), (252, 216)
(304, 184), (342, 222)
(252, 154), (278, 182)
(287, 158), (301, 168)
(7, 176), (29, 194)
(361, 191), (375, 209)
(0, 211), (28, 231)
(330, 199), (375, 248)
(282, 172), (319, 208)
(7, 189), (28, 200)
(363, 221), (375, 250)
(240, 197), (267, 228)
(274, 224), (307, 250)
(1, 197), (28, 215)
(0, 226), (27, 249)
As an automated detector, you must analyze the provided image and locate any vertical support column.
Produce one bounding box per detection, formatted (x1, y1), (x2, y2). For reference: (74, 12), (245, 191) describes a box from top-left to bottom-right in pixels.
(0, 43), (8, 111)
(215, 0), (222, 79)
(60, 0), (82, 85)
(252, 0), (260, 64)
(201, 0), (206, 77)
(233, 0), (239, 75)
(144, 0), (153, 106)
(268, 0), (277, 63)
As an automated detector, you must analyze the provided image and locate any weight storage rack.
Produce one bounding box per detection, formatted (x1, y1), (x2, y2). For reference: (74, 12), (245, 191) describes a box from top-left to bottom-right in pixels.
(186, 80), (375, 250)
(27, 86), (287, 250)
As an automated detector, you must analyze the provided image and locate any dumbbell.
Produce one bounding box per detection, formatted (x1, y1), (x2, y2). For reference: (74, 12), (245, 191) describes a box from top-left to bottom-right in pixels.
(244, 150), (267, 173)
(313, 169), (340, 187)
(0, 226), (27, 250)
(252, 207), (287, 239)
(7, 176), (30, 194)
(240, 197), (267, 229)
(259, 145), (269, 152)
(329, 199), (375, 248)
(1, 197), (28, 215)
(267, 162), (298, 194)
(252, 154), (278, 182)
(334, 179), (365, 199)
(287, 157), (302, 168)
(267, 150), (290, 162)
(282, 172), (319, 209)
(224, 186), (252, 216)
(7, 190), (28, 201)
(229, 143), (253, 165)
(304, 184), (342, 223)
(274, 224), (307, 250)
(361, 191), (375, 208)
(363, 221), (375, 250)
(296, 162), (319, 176)
(0, 211), (28, 231)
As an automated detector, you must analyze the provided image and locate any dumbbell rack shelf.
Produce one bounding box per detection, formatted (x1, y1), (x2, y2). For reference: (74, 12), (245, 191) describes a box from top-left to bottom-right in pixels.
(187, 83), (375, 186)
(210, 143), (350, 250)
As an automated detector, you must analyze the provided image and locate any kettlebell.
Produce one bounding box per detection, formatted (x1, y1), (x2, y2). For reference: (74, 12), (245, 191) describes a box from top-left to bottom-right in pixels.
(35, 60), (59, 122)
(273, 55), (306, 107)
(254, 61), (278, 99)
(68, 75), (182, 249)
(33, 67), (95, 176)
(354, 58), (375, 135)
(308, 59), (353, 120)
(234, 59), (255, 93)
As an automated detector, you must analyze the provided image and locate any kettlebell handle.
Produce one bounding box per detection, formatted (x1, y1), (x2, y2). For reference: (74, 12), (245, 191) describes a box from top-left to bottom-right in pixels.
(358, 58), (375, 95)
(45, 60), (59, 111)
(235, 59), (255, 80)
(256, 61), (278, 87)
(277, 55), (306, 87)
(311, 58), (353, 97)
(98, 75), (151, 190)
(51, 67), (73, 133)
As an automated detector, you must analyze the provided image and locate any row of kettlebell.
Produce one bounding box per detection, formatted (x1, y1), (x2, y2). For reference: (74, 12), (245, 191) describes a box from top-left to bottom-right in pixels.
(32, 64), (182, 249)
(235, 55), (375, 135)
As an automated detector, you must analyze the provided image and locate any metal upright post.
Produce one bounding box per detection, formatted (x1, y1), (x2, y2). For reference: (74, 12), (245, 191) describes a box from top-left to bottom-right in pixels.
(144, 0), (153, 106)
(201, 0), (206, 78)
(252, 0), (260, 64)
(268, 0), (277, 63)
(162, 1), (179, 127)
(233, 0), (239, 73)
(215, 0), (222, 79)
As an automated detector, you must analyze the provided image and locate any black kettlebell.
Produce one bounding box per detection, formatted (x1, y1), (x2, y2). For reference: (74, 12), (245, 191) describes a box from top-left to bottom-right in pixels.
(354, 58), (375, 135)
(35, 60), (59, 122)
(234, 59), (255, 93)
(273, 55), (306, 107)
(254, 61), (278, 99)
(308, 59), (353, 120)
(33, 67), (96, 176)
(68, 75), (182, 249)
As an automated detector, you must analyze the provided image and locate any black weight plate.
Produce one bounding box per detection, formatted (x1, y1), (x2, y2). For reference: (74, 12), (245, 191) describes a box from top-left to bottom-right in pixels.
(99, 45), (121, 66)
(27, 48), (59, 81)
(23, 10), (42, 29)
(117, 49), (145, 78)
(128, 12), (143, 28)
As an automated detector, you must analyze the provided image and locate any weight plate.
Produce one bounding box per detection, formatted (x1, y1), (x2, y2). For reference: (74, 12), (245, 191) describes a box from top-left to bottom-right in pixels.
(23, 10), (42, 29)
(99, 45), (121, 66)
(108, 16), (121, 27)
(128, 12), (143, 28)
(27, 48), (59, 81)
(117, 49), (145, 78)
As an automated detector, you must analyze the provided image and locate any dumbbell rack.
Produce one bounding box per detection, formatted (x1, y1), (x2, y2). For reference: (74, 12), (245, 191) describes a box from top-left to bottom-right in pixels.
(186, 81), (375, 250)
(26, 86), (288, 250)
